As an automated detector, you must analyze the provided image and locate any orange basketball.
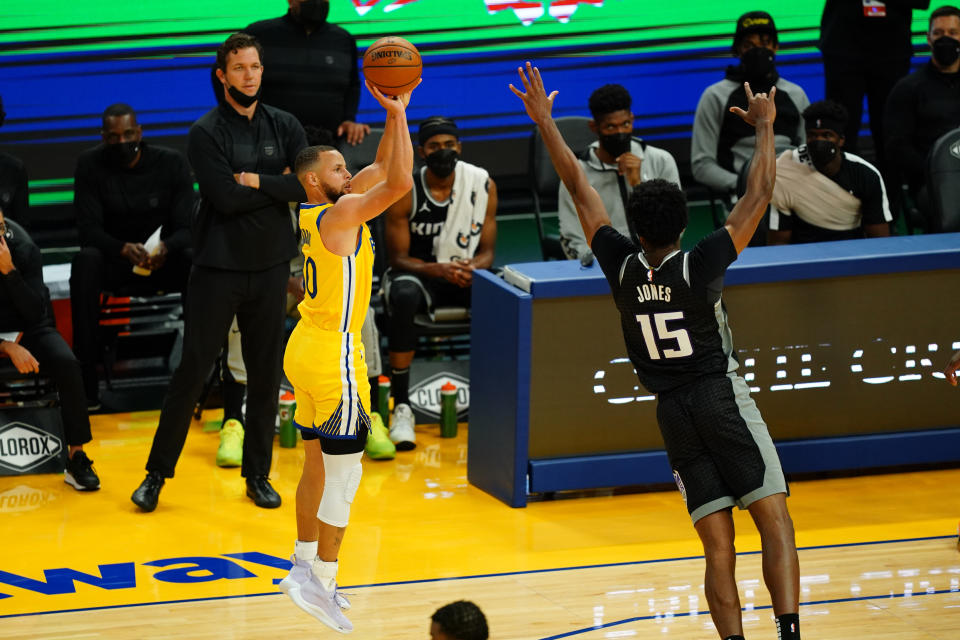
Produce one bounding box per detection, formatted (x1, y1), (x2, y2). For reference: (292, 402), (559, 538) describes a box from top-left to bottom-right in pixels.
(362, 36), (422, 97)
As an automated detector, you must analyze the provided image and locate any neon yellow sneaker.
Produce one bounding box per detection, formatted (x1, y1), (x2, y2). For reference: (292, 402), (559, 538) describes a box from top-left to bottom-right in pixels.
(216, 419), (244, 467)
(364, 413), (396, 460)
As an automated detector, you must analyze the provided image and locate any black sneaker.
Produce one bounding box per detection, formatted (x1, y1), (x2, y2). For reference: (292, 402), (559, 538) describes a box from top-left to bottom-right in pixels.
(131, 471), (165, 512)
(246, 475), (281, 508)
(64, 451), (100, 491)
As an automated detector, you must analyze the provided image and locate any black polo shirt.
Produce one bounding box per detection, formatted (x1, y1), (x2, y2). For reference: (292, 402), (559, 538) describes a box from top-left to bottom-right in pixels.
(245, 13), (361, 132)
(187, 102), (307, 271)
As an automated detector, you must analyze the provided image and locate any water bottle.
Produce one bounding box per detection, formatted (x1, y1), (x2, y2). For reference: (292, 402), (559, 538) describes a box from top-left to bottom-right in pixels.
(278, 391), (297, 448)
(377, 375), (391, 427)
(440, 381), (458, 438)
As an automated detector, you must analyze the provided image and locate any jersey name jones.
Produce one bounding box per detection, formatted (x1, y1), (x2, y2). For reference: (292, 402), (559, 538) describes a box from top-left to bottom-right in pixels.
(637, 283), (672, 304)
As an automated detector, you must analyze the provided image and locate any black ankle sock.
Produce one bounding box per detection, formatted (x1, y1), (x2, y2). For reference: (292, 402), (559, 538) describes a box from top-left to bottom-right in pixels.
(391, 367), (410, 406)
(221, 378), (245, 425)
(369, 376), (379, 413)
(776, 613), (800, 640)
(723, 636), (745, 640)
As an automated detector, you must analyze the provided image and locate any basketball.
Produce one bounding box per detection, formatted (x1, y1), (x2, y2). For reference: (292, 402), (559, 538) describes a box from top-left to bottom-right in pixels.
(362, 36), (422, 96)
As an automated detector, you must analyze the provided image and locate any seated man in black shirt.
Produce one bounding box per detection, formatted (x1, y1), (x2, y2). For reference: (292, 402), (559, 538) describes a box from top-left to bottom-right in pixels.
(0, 95), (30, 229)
(768, 100), (892, 244)
(69, 103), (193, 407)
(512, 63), (801, 640)
(383, 116), (497, 450)
(0, 210), (99, 491)
(884, 5), (960, 197)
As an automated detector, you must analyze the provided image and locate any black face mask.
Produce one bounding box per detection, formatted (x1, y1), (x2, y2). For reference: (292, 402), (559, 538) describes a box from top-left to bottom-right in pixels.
(227, 83), (261, 108)
(932, 36), (960, 68)
(104, 141), (141, 169)
(806, 139), (838, 170)
(297, 0), (330, 27)
(425, 148), (458, 178)
(599, 132), (632, 159)
(740, 46), (777, 90)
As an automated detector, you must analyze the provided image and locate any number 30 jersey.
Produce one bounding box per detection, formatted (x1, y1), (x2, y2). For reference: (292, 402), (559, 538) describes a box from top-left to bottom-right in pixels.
(591, 226), (740, 394)
(296, 202), (374, 335)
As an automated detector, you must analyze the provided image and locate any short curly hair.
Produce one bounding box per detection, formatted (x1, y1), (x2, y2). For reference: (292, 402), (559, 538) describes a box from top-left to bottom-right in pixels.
(431, 601), (489, 640)
(588, 84), (632, 121)
(802, 100), (848, 135)
(627, 179), (688, 248)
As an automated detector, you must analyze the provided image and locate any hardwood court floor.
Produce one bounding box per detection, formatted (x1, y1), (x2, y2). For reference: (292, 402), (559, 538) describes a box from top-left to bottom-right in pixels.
(0, 409), (958, 638)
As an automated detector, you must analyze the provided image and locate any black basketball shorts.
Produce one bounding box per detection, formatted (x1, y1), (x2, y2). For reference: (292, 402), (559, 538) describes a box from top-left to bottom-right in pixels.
(301, 424), (369, 455)
(656, 372), (788, 523)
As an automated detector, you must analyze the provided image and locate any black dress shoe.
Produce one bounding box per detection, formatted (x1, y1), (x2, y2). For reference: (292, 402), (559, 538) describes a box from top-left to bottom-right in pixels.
(131, 471), (165, 512)
(246, 475), (281, 508)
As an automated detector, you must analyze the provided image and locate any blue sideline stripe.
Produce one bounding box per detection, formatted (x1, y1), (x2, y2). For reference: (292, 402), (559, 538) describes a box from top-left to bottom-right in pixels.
(0, 534), (952, 620)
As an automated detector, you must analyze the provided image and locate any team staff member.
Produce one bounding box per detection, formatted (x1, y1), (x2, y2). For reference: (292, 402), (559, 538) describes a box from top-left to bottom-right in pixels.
(818, 0), (929, 161)
(244, 0), (369, 144)
(0, 211), (99, 491)
(0, 96), (30, 230)
(884, 5), (960, 196)
(70, 103), (193, 408)
(132, 33), (308, 512)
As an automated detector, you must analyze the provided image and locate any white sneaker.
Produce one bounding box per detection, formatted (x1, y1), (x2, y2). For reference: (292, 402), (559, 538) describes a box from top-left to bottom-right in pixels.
(389, 403), (416, 451)
(291, 572), (354, 633)
(279, 555), (351, 610)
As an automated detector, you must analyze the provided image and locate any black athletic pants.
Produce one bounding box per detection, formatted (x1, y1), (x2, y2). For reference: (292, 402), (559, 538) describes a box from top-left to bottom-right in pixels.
(19, 326), (92, 446)
(145, 262), (288, 479)
(69, 246), (191, 397)
(386, 273), (471, 352)
(823, 55), (911, 167)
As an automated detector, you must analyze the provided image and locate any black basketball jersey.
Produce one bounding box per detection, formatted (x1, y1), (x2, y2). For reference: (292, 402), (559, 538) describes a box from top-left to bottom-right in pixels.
(407, 166), (449, 263)
(592, 226), (740, 394)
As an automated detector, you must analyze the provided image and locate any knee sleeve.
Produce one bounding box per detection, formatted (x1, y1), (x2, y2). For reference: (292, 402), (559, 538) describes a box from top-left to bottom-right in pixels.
(317, 451), (363, 528)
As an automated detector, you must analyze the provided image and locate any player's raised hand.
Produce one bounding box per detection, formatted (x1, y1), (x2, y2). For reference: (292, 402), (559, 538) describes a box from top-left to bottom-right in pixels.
(730, 82), (777, 127)
(366, 79), (420, 115)
(509, 62), (558, 125)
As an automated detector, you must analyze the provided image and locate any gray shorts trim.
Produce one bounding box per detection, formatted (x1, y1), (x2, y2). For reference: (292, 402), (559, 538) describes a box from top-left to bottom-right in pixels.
(684, 373), (788, 525)
(690, 496), (737, 524)
(727, 372), (788, 506)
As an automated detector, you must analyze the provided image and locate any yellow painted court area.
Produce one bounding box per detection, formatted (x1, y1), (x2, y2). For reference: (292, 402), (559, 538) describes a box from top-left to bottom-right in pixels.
(1, 410), (958, 638)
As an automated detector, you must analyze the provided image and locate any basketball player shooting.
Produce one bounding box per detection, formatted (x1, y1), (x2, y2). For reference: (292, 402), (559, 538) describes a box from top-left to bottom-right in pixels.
(278, 79), (418, 633)
(510, 62), (802, 640)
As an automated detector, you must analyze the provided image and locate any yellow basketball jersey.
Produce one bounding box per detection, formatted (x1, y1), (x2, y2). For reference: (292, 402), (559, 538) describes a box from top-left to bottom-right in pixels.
(296, 202), (374, 334)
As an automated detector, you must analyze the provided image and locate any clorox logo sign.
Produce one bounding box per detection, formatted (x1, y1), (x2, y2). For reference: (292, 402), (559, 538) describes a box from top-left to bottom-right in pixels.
(409, 372), (469, 419)
(0, 422), (63, 473)
(950, 140), (960, 161)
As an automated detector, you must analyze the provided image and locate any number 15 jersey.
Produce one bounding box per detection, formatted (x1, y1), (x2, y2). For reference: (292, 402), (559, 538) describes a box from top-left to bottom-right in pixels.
(591, 226), (740, 394)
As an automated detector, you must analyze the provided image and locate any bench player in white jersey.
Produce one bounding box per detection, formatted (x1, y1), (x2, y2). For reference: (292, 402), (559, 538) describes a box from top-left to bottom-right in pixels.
(511, 63), (801, 640)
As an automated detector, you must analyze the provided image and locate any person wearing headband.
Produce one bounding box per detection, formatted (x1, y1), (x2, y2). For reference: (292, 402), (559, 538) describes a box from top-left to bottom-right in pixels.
(768, 100), (892, 245)
(381, 116), (498, 450)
